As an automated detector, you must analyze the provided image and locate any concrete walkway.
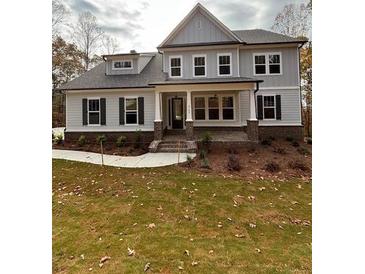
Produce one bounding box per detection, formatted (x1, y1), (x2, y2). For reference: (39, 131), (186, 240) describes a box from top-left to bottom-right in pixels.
(52, 149), (196, 168)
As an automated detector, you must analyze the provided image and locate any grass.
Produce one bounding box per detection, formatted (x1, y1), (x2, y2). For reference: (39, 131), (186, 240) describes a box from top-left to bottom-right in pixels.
(53, 159), (312, 273)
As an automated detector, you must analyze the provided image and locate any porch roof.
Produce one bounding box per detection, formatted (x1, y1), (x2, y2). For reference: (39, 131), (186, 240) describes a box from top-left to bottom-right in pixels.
(149, 77), (263, 86)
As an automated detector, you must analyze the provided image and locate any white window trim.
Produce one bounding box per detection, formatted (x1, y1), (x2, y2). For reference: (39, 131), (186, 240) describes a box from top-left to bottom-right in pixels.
(193, 96), (206, 120)
(193, 94), (235, 121)
(221, 96), (235, 121)
(192, 54), (207, 78)
(87, 97), (101, 126)
(253, 52), (282, 76)
(217, 53), (232, 76)
(208, 96), (220, 120)
(169, 55), (183, 78)
(124, 97), (139, 126)
(262, 94), (276, 120)
(112, 60), (133, 70)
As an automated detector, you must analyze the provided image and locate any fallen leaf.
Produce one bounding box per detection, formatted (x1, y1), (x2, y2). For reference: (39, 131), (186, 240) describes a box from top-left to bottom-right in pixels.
(209, 250), (214, 254)
(191, 261), (198, 266)
(235, 234), (245, 238)
(184, 250), (190, 256)
(249, 223), (256, 228)
(148, 223), (156, 229)
(255, 248), (261, 253)
(144, 262), (150, 272)
(128, 247), (135, 256)
(100, 256), (111, 264)
(178, 266), (184, 270)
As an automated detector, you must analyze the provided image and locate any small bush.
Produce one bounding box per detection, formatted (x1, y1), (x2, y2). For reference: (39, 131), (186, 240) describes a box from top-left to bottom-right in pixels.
(116, 135), (127, 147)
(227, 154), (241, 171)
(286, 136), (294, 142)
(185, 155), (194, 167)
(199, 149), (207, 159)
(264, 161), (280, 173)
(53, 133), (63, 145)
(228, 146), (239, 154)
(247, 146), (256, 153)
(96, 134), (107, 145)
(261, 139), (272, 146)
(306, 138), (312, 145)
(291, 141), (300, 147)
(78, 135), (86, 147)
(201, 131), (212, 149)
(297, 147), (310, 155)
(134, 130), (142, 149)
(273, 147), (286, 155)
(201, 157), (210, 169)
(288, 160), (308, 171)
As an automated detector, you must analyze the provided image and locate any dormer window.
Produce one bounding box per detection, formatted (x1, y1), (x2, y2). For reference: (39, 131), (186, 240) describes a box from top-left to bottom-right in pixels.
(169, 56), (182, 77)
(217, 53), (232, 76)
(112, 60), (133, 70)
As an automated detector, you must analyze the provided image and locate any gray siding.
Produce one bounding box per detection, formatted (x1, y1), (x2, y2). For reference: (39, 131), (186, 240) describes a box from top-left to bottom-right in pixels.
(239, 47), (299, 87)
(137, 56), (153, 73)
(105, 59), (139, 75)
(163, 48), (239, 79)
(65, 90), (155, 132)
(239, 91), (250, 125)
(169, 10), (233, 45)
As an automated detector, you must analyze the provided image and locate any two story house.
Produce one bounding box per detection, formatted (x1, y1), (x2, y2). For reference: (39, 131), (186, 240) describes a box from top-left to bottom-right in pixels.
(59, 3), (307, 151)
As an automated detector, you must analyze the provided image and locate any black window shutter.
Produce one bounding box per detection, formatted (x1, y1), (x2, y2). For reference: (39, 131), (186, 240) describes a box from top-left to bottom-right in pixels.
(257, 95), (263, 120)
(100, 98), (106, 125)
(138, 97), (144, 125)
(119, 97), (125, 125)
(82, 98), (88, 125)
(276, 95), (282, 120)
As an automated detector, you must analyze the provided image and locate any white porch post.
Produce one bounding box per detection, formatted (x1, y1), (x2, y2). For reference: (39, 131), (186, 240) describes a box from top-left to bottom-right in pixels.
(249, 89), (257, 120)
(154, 91), (161, 121)
(186, 90), (192, 121)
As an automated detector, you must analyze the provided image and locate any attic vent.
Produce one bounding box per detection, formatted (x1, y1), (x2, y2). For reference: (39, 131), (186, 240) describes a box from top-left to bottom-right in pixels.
(197, 19), (202, 29)
(130, 49), (137, 54)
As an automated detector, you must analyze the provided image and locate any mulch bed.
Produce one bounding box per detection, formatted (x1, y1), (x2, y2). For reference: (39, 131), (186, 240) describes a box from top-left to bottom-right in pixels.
(180, 139), (312, 180)
(53, 142), (149, 156)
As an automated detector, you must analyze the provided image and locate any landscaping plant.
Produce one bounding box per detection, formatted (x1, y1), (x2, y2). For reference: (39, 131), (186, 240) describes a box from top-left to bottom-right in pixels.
(78, 135), (86, 147)
(288, 160), (308, 171)
(201, 157), (210, 169)
(264, 161), (280, 173)
(53, 133), (63, 145)
(134, 130), (142, 149)
(116, 135), (127, 148)
(96, 134), (107, 145)
(201, 131), (212, 151)
(199, 149), (207, 159)
(227, 154), (241, 171)
(261, 139), (272, 146)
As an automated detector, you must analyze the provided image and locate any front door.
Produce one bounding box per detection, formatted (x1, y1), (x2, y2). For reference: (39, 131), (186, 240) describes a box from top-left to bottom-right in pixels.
(171, 98), (183, 129)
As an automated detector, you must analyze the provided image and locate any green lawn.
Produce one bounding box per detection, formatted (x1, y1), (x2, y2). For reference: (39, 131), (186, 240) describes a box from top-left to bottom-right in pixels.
(53, 159), (311, 273)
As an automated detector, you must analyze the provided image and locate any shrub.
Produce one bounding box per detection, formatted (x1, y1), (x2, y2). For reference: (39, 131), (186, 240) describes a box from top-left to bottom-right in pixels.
(53, 133), (63, 145)
(199, 149), (207, 159)
(273, 147), (286, 155)
(247, 145), (256, 153)
(78, 135), (86, 147)
(96, 134), (107, 145)
(288, 160), (308, 171)
(264, 161), (280, 173)
(306, 138), (312, 145)
(201, 131), (212, 149)
(297, 147), (310, 155)
(227, 154), (241, 171)
(261, 139), (272, 146)
(291, 141), (300, 147)
(116, 135), (127, 147)
(134, 130), (142, 149)
(286, 136), (294, 142)
(228, 146), (239, 154)
(201, 157), (210, 169)
(185, 155), (194, 167)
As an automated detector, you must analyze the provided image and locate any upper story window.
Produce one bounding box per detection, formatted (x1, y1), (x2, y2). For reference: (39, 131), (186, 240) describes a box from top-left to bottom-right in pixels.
(169, 56), (182, 77)
(217, 53), (232, 76)
(253, 52), (282, 75)
(88, 98), (100, 125)
(263, 95), (276, 119)
(193, 55), (206, 77)
(125, 98), (138, 124)
(112, 60), (133, 70)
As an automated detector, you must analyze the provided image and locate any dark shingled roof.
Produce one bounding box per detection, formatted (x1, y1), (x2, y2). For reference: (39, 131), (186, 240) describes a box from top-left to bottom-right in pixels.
(150, 77), (262, 85)
(233, 29), (307, 44)
(58, 53), (166, 90)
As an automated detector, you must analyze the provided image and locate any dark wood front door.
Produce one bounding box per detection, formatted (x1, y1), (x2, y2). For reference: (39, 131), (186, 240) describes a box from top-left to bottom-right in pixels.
(171, 98), (183, 129)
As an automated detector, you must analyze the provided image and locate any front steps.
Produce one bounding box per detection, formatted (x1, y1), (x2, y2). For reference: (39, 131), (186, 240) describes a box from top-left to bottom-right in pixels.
(149, 140), (197, 153)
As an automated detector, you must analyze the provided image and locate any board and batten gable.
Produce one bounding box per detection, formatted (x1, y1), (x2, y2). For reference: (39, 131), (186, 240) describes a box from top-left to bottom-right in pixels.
(239, 46), (300, 88)
(65, 90), (155, 132)
(163, 48), (239, 79)
(167, 10), (235, 45)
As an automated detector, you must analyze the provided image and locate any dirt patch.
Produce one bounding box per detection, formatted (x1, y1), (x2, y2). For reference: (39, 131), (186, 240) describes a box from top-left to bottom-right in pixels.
(179, 139), (311, 180)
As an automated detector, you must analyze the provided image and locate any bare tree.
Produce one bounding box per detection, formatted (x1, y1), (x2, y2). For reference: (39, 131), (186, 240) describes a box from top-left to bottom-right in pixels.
(102, 35), (120, 55)
(52, 0), (69, 35)
(72, 12), (104, 71)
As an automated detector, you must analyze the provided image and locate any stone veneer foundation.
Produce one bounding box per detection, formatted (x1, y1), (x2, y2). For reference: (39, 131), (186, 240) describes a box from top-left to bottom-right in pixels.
(154, 121), (163, 140)
(185, 121), (194, 141)
(246, 120), (259, 142)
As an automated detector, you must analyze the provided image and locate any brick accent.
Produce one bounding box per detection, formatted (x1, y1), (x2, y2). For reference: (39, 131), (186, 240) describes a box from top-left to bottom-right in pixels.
(247, 120), (259, 142)
(186, 121), (194, 140)
(259, 126), (304, 140)
(64, 131), (154, 144)
(154, 121), (163, 140)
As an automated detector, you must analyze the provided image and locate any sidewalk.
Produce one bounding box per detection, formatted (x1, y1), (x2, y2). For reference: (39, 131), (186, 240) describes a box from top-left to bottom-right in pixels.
(52, 149), (195, 168)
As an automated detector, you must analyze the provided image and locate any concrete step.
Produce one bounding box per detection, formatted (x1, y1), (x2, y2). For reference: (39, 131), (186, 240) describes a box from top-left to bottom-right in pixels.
(151, 140), (198, 153)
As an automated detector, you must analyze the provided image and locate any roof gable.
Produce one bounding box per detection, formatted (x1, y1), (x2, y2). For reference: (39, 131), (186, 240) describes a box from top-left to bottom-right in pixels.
(159, 3), (241, 48)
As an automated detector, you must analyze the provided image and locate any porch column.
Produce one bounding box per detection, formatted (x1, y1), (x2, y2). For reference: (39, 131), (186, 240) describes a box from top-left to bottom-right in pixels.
(247, 89), (259, 142)
(154, 91), (163, 140)
(186, 90), (194, 140)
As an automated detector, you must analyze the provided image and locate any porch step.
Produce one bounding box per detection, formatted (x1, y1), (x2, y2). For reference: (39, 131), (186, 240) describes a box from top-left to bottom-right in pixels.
(149, 140), (197, 153)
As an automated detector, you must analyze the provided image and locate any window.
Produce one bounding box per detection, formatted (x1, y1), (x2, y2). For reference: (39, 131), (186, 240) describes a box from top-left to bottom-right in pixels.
(88, 99), (100, 125)
(263, 95), (276, 119)
(170, 56), (182, 77)
(194, 97), (205, 120)
(193, 55), (206, 77)
(112, 60), (132, 70)
(222, 96), (234, 120)
(208, 97), (219, 120)
(125, 98), (138, 124)
(217, 53), (231, 76)
(253, 52), (282, 75)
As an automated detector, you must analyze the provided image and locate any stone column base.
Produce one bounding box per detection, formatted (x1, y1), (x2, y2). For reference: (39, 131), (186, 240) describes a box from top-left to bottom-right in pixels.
(154, 121), (163, 140)
(186, 121), (194, 141)
(247, 120), (259, 142)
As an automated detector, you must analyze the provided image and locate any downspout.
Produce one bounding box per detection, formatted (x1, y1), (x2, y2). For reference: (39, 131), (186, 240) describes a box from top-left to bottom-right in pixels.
(253, 81), (260, 119)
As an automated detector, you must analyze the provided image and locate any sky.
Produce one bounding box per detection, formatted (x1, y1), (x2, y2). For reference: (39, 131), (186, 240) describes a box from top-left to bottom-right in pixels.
(61, 0), (308, 54)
